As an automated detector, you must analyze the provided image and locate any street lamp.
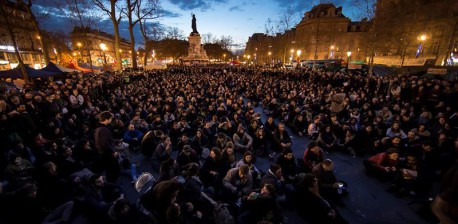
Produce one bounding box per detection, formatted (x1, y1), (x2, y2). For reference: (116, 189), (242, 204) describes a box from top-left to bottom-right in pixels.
(347, 50), (352, 66)
(223, 53), (226, 62)
(296, 50), (302, 63)
(247, 55), (251, 64)
(290, 49), (294, 62)
(330, 45), (335, 59)
(99, 43), (107, 64)
(416, 34), (427, 58)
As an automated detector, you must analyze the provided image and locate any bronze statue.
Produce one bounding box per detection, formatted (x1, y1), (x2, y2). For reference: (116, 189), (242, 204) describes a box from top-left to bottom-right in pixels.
(192, 14), (198, 33)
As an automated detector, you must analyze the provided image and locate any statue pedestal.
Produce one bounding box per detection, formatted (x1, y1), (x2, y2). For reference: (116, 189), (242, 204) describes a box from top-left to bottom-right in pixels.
(181, 33), (209, 62)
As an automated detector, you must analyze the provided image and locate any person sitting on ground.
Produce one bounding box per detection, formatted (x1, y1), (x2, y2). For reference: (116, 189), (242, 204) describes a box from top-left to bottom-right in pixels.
(200, 147), (227, 188)
(123, 124), (144, 151)
(237, 183), (282, 224)
(292, 114), (308, 137)
(260, 164), (286, 197)
(363, 148), (400, 182)
(303, 141), (325, 172)
(387, 153), (418, 197)
(253, 128), (268, 157)
(236, 151), (261, 187)
(176, 145), (200, 172)
(317, 125), (339, 153)
(158, 158), (179, 182)
(386, 122), (407, 139)
(233, 125), (253, 153)
(307, 116), (321, 140)
(275, 148), (298, 184)
(176, 134), (191, 152)
(272, 123), (292, 159)
(152, 136), (172, 167)
(191, 128), (209, 158)
(312, 159), (347, 205)
(216, 132), (232, 151)
(221, 142), (237, 168)
(222, 164), (253, 201)
(295, 173), (348, 224)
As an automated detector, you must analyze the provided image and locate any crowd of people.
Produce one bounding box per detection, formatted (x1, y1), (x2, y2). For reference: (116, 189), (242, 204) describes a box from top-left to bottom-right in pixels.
(0, 64), (456, 224)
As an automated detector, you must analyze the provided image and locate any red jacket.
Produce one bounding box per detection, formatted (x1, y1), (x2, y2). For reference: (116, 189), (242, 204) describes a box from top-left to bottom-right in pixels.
(367, 152), (398, 170)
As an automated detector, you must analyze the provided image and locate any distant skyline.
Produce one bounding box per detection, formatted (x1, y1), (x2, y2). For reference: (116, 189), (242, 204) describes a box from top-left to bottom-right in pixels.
(34, 0), (360, 50)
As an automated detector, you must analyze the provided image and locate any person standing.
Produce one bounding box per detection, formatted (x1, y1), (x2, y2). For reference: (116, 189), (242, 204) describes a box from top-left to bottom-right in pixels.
(94, 111), (120, 183)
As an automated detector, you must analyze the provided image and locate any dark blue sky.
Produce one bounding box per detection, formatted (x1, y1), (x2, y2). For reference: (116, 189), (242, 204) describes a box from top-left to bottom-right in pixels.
(34, 0), (360, 49)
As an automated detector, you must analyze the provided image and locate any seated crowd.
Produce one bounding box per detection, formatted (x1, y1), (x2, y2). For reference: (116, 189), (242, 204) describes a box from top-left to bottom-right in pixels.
(0, 64), (456, 224)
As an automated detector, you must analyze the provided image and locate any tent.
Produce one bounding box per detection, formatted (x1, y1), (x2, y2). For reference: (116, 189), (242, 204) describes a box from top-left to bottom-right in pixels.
(66, 62), (91, 73)
(78, 62), (103, 70)
(41, 62), (80, 73)
(0, 65), (61, 79)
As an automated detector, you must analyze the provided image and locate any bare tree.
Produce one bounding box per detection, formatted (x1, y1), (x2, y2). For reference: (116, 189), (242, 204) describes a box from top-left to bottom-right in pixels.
(264, 18), (277, 36)
(136, 0), (162, 66)
(218, 35), (233, 50)
(125, 0), (161, 68)
(353, 0), (378, 74)
(201, 33), (215, 44)
(0, 0), (28, 82)
(56, 0), (99, 72)
(277, 6), (300, 33)
(165, 26), (185, 40)
(92, 0), (124, 70)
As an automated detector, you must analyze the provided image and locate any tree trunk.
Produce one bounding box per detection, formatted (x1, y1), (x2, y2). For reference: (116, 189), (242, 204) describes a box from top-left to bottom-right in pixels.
(0, 3), (28, 82)
(128, 24), (137, 69)
(110, 1), (122, 71)
(19, 0), (51, 65)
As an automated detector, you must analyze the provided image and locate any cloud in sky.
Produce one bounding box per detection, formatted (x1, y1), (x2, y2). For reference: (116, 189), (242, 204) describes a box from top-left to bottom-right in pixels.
(228, 6), (243, 12)
(271, 0), (359, 19)
(167, 0), (228, 11)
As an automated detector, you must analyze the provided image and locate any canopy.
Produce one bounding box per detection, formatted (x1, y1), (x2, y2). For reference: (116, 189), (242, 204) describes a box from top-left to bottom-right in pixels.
(228, 61), (240, 65)
(0, 65), (61, 79)
(66, 62), (91, 73)
(42, 62), (80, 73)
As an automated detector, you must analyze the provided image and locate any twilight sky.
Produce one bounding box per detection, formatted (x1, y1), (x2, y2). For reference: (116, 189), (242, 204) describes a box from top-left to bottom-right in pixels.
(34, 0), (359, 50)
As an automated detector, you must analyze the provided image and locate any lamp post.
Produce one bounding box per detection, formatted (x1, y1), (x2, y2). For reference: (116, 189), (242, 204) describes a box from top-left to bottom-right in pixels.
(416, 34), (427, 58)
(247, 55), (251, 65)
(223, 53), (226, 62)
(76, 42), (82, 62)
(330, 45), (335, 59)
(268, 51), (272, 66)
(99, 43), (107, 64)
(346, 50), (352, 67)
(296, 50), (302, 66)
(290, 49), (294, 62)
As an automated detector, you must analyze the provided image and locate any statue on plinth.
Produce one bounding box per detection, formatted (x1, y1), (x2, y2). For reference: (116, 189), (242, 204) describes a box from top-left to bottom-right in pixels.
(192, 14), (198, 34)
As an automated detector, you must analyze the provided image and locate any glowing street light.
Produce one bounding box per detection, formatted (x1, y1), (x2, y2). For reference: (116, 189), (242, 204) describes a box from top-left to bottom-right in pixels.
(347, 50), (352, 65)
(416, 34), (427, 58)
(99, 43), (107, 64)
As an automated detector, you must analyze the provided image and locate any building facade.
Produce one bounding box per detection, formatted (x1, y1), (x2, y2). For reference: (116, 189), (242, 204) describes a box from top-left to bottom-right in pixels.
(70, 27), (132, 67)
(245, 4), (368, 65)
(246, 1), (458, 67)
(0, 1), (43, 71)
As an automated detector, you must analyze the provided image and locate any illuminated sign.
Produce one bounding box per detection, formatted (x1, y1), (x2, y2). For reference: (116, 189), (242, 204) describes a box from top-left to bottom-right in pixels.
(0, 60), (9, 65)
(0, 45), (15, 51)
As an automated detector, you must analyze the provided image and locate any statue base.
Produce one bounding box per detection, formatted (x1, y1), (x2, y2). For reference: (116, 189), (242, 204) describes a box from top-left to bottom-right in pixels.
(181, 33), (209, 61)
